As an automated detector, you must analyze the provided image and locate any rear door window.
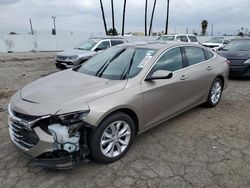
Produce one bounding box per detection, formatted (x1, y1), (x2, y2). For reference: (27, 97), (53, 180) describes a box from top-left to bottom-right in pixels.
(188, 36), (198, 42)
(111, 40), (124, 46)
(180, 36), (188, 42)
(203, 49), (214, 60)
(184, 46), (206, 66)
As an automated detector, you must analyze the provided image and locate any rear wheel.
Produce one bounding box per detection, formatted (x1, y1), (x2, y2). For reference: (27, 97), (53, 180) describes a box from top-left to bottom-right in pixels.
(89, 112), (135, 163)
(205, 78), (223, 107)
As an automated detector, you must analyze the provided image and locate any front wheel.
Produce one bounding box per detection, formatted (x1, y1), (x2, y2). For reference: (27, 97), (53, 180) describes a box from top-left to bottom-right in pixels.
(89, 112), (135, 163)
(205, 78), (223, 107)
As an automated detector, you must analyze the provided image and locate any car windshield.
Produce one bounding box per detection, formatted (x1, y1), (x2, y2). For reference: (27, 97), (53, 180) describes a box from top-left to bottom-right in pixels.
(157, 35), (175, 41)
(74, 40), (98, 51)
(206, 37), (224, 44)
(77, 46), (156, 80)
(223, 40), (250, 51)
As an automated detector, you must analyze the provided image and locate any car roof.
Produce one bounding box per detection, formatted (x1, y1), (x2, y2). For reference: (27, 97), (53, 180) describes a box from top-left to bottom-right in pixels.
(232, 37), (250, 41)
(160, 34), (197, 37)
(120, 41), (199, 51)
(90, 37), (124, 40)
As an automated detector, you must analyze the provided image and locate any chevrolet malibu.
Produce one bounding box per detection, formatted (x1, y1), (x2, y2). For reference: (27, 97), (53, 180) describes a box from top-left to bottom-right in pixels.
(8, 42), (229, 169)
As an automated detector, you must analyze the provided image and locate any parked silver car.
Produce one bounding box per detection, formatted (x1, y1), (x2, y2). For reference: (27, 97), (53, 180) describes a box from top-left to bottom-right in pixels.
(55, 37), (125, 69)
(8, 42), (229, 168)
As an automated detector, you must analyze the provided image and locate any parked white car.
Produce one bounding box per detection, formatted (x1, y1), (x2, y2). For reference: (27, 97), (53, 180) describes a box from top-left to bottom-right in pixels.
(157, 34), (199, 44)
(202, 37), (231, 50)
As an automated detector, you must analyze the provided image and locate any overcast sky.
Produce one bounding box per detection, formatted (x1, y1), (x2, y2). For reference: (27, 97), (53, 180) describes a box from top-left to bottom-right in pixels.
(0, 0), (249, 35)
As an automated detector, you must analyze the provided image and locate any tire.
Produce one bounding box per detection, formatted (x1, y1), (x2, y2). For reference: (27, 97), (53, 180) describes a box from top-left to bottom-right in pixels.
(89, 112), (135, 163)
(204, 78), (223, 107)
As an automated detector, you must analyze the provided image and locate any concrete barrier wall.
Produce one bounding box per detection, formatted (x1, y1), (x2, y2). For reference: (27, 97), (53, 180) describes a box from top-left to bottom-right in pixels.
(0, 33), (237, 53)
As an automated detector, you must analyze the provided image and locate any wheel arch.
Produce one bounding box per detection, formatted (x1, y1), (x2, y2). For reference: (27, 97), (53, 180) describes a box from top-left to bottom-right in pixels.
(96, 108), (139, 135)
(215, 75), (225, 88)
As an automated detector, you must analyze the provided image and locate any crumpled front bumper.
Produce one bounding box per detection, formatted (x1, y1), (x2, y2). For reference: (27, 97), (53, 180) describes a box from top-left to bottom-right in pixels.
(8, 106), (88, 169)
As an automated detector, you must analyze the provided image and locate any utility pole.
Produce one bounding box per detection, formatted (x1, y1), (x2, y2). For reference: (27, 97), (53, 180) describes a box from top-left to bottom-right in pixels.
(29, 18), (34, 35)
(211, 24), (214, 36)
(52, 16), (56, 35)
(165, 0), (170, 34)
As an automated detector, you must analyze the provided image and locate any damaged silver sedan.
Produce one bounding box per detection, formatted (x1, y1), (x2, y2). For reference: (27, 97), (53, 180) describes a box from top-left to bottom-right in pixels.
(8, 42), (229, 169)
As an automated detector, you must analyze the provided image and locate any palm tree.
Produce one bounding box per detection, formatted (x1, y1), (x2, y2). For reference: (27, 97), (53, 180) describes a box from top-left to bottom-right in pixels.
(145, 0), (148, 36)
(99, 0), (108, 35)
(149, 0), (157, 36)
(111, 0), (115, 36)
(201, 20), (208, 36)
(121, 0), (127, 36)
(165, 0), (170, 34)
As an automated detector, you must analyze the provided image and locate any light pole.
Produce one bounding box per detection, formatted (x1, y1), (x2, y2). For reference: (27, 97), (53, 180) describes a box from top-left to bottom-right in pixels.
(52, 16), (56, 35)
(211, 24), (214, 36)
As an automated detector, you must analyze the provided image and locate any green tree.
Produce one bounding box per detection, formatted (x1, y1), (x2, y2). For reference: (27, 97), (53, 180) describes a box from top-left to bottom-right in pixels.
(107, 28), (118, 36)
(201, 20), (208, 36)
(9, 32), (18, 35)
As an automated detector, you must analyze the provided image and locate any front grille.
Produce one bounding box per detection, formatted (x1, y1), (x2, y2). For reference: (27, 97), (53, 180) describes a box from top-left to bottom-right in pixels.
(9, 121), (39, 149)
(12, 111), (40, 121)
(10, 122), (39, 149)
(8, 109), (41, 150)
(56, 56), (68, 61)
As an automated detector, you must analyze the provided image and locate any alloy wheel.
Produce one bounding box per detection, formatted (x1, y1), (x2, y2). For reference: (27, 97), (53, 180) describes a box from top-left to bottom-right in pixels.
(100, 120), (131, 158)
(210, 81), (222, 104)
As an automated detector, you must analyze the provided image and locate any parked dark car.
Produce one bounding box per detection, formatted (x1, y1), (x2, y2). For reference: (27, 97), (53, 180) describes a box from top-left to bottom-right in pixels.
(217, 38), (250, 78)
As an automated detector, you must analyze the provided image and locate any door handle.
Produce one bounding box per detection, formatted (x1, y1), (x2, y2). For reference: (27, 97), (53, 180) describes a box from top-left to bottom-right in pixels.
(180, 75), (188, 80)
(207, 66), (213, 70)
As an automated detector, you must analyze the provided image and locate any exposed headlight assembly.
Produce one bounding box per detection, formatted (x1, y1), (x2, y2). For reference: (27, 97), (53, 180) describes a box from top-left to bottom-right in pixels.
(48, 110), (89, 153)
(243, 59), (250, 64)
(58, 110), (90, 125)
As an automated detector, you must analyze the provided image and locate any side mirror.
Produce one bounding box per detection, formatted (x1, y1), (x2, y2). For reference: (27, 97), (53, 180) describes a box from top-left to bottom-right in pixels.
(145, 70), (173, 81)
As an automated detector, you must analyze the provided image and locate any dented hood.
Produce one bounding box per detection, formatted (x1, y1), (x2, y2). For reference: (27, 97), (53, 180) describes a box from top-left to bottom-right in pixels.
(14, 69), (127, 115)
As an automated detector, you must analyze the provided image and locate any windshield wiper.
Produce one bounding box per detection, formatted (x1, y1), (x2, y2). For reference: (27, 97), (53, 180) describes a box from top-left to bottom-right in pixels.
(96, 49), (126, 77)
(121, 51), (136, 80)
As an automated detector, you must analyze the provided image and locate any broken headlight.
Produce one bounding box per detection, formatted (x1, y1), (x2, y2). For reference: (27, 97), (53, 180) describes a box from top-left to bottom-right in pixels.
(58, 110), (89, 125)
